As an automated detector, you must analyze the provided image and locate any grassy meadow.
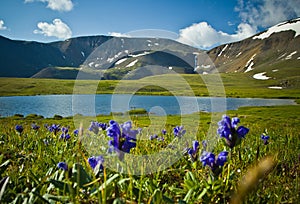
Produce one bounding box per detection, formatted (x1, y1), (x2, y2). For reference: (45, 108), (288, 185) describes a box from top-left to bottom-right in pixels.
(0, 104), (299, 203)
(0, 72), (299, 98)
(0, 74), (299, 203)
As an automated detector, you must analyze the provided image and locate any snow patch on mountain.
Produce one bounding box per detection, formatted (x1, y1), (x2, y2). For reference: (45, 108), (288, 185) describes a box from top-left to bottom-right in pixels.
(115, 58), (128, 65)
(268, 86), (283, 89)
(217, 44), (228, 57)
(126, 59), (138, 67)
(253, 18), (300, 40)
(129, 51), (150, 58)
(285, 51), (297, 60)
(253, 72), (271, 80)
(244, 54), (256, 73)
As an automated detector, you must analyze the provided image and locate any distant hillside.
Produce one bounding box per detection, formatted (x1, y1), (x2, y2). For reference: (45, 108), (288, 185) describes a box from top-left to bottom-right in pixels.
(0, 35), (199, 78)
(205, 18), (300, 88)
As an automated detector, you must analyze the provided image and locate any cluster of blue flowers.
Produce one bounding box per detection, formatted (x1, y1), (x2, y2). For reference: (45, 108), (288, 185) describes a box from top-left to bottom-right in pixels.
(261, 134), (270, 145)
(200, 151), (229, 175)
(15, 125), (23, 134)
(217, 115), (249, 148)
(106, 120), (139, 160)
(59, 127), (71, 140)
(88, 121), (107, 134)
(173, 126), (186, 137)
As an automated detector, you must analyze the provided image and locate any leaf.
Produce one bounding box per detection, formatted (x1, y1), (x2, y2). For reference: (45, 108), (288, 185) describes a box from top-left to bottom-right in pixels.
(197, 188), (207, 200)
(91, 174), (119, 196)
(43, 194), (70, 203)
(183, 189), (194, 202)
(0, 176), (9, 201)
(49, 179), (71, 194)
(71, 163), (92, 188)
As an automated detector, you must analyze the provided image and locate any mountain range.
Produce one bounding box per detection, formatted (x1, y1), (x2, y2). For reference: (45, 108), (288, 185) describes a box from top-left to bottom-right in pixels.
(0, 18), (299, 82)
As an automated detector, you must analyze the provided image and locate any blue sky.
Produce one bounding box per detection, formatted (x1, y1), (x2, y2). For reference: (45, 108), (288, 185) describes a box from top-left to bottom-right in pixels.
(0, 0), (299, 49)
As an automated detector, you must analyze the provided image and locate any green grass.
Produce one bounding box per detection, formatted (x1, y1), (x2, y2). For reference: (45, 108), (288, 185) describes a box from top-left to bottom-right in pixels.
(0, 105), (299, 203)
(0, 73), (299, 98)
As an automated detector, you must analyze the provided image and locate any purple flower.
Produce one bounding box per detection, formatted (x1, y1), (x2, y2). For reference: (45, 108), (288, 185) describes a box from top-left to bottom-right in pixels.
(106, 120), (137, 160)
(173, 126), (186, 137)
(216, 151), (229, 166)
(31, 124), (40, 131)
(200, 151), (215, 168)
(200, 150), (229, 176)
(48, 124), (61, 135)
(88, 156), (104, 170)
(187, 140), (200, 162)
(89, 121), (100, 134)
(217, 115), (249, 148)
(149, 134), (158, 140)
(162, 129), (167, 135)
(15, 125), (23, 134)
(99, 123), (107, 131)
(261, 134), (270, 145)
(73, 129), (79, 135)
(57, 162), (68, 171)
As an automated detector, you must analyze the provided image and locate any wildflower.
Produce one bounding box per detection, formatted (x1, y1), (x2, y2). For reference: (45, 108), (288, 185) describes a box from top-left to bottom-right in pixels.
(261, 134), (270, 145)
(217, 115), (249, 148)
(88, 156), (104, 170)
(15, 125), (23, 134)
(149, 134), (158, 140)
(57, 162), (68, 171)
(48, 124), (61, 135)
(200, 151), (229, 176)
(31, 124), (40, 131)
(99, 123), (107, 131)
(60, 133), (71, 140)
(89, 121), (100, 134)
(73, 129), (79, 135)
(187, 140), (199, 162)
(162, 129), (167, 135)
(106, 120), (137, 160)
(157, 137), (164, 141)
(173, 126), (186, 137)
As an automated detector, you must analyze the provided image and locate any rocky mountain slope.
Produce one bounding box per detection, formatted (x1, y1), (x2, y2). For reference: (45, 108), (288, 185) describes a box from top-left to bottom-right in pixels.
(0, 35), (199, 78)
(205, 18), (300, 88)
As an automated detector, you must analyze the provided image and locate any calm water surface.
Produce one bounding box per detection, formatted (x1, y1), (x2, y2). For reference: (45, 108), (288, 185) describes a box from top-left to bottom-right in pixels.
(0, 94), (296, 118)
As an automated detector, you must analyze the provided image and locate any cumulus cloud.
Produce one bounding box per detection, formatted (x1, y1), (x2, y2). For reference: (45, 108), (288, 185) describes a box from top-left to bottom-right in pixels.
(177, 22), (256, 50)
(0, 20), (7, 30)
(34, 19), (72, 39)
(177, 0), (300, 49)
(236, 0), (300, 29)
(108, 32), (131, 38)
(24, 0), (73, 12)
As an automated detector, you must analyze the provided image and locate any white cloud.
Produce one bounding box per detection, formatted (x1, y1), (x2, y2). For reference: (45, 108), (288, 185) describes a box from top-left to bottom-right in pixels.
(177, 22), (256, 49)
(108, 32), (131, 37)
(34, 18), (72, 39)
(24, 0), (73, 12)
(0, 20), (7, 30)
(236, 0), (300, 29)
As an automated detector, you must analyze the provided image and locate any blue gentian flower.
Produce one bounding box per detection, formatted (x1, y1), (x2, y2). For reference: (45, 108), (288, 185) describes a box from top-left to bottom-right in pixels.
(106, 120), (138, 160)
(88, 156), (104, 170)
(216, 151), (229, 166)
(173, 126), (186, 137)
(31, 124), (40, 131)
(187, 140), (200, 162)
(261, 134), (270, 145)
(200, 150), (229, 176)
(57, 162), (68, 171)
(162, 129), (167, 135)
(15, 125), (23, 134)
(89, 121), (100, 134)
(217, 115), (249, 148)
(149, 134), (158, 140)
(48, 124), (61, 135)
(73, 129), (79, 135)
